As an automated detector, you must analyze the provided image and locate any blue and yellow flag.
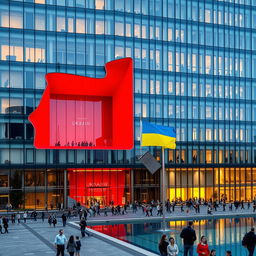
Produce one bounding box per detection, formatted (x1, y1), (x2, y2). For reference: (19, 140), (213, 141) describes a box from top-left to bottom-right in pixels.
(141, 121), (176, 149)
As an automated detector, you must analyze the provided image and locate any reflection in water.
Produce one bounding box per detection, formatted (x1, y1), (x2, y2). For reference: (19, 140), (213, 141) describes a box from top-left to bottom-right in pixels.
(91, 217), (255, 255)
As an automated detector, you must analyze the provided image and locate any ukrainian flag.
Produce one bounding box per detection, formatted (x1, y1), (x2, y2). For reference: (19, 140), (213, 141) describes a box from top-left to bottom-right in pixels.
(141, 121), (176, 149)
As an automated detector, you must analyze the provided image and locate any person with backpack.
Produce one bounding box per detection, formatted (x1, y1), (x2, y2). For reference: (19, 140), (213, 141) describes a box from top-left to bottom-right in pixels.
(75, 236), (81, 256)
(180, 221), (197, 256)
(242, 227), (256, 256)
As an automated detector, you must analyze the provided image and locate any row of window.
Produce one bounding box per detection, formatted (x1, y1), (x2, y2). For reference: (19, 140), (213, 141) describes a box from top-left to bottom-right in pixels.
(134, 101), (256, 121)
(1, 42), (254, 78)
(134, 79), (256, 99)
(9, 0), (256, 26)
(1, 147), (256, 165)
(2, 8), (256, 52)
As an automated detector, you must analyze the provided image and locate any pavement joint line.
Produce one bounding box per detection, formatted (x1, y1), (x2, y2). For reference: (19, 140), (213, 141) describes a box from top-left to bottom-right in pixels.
(21, 223), (56, 252)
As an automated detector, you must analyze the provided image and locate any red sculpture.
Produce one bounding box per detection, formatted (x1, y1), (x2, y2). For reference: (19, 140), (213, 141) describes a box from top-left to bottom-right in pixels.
(29, 58), (134, 149)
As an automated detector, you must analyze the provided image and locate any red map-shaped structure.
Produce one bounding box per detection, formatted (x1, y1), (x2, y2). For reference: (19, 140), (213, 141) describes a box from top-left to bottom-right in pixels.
(29, 58), (134, 150)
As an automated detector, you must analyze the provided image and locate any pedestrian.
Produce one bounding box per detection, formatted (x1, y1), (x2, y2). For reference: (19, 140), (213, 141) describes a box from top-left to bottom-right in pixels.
(66, 235), (76, 256)
(196, 236), (210, 256)
(54, 229), (67, 256)
(104, 206), (108, 217)
(158, 234), (169, 256)
(180, 221), (197, 256)
(48, 215), (53, 226)
(79, 217), (90, 237)
(242, 227), (256, 256)
(210, 249), (216, 256)
(167, 237), (179, 256)
(42, 211), (45, 222)
(17, 212), (21, 224)
(226, 251), (232, 256)
(23, 212), (27, 223)
(0, 216), (3, 234)
(62, 213), (67, 227)
(75, 236), (81, 256)
(53, 216), (57, 227)
(2, 217), (8, 233)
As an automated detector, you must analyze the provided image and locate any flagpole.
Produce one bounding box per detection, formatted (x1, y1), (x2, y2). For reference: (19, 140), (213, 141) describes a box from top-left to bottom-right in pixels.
(162, 146), (166, 231)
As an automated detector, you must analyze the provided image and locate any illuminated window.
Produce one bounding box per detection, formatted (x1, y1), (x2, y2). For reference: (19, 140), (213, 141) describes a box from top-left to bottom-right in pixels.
(1, 45), (23, 62)
(95, 0), (104, 9)
(205, 9), (211, 23)
(192, 54), (197, 72)
(96, 20), (104, 34)
(142, 104), (147, 117)
(219, 128), (223, 142)
(35, 0), (45, 3)
(150, 80), (154, 94)
(192, 83), (197, 96)
(168, 51), (173, 71)
(134, 24), (140, 38)
(206, 129), (212, 141)
(76, 19), (85, 33)
(156, 81), (160, 94)
(168, 81), (173, 94)
(206, 150), (212, 163)
(205, 55), (211, 74)
(142, 25), (146, 38)
(168, 28), (173, 41)
(192, 128), (197, 140)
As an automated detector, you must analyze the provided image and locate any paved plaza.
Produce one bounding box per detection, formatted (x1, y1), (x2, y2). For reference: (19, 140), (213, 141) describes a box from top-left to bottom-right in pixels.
(0, 219), (133, 256)
(0, 205), (256, 256)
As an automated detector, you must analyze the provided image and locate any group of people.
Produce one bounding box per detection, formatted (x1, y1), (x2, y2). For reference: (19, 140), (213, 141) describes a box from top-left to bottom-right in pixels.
(54, 229), (82, 256)
(159, 221), (234, 256)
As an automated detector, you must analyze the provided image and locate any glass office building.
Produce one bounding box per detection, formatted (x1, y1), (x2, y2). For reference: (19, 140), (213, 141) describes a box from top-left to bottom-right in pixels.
(1, 0), (256, 209)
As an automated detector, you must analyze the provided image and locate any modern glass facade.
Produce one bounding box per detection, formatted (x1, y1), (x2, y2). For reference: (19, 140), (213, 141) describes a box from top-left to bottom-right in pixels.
(1, 0), (256, 209)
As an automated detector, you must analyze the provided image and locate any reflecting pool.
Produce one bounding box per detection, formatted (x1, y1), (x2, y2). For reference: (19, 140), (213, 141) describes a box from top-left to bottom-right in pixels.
(90, 217), (256, 255)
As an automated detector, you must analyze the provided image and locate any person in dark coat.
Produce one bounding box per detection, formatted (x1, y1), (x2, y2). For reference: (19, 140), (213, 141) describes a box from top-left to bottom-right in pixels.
(158, 234), (169, 256)
(242, 227), (256, 256)
(61, 213), (67, 227)
(180, 221), (197, 256)
(2, 217), (8, 233)
(79, 217), (90, 237)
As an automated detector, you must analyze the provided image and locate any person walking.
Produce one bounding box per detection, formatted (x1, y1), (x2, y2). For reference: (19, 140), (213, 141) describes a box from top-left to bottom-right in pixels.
(75, 236), (81, 256)
(23, 212), (27, 223)
(48, 215), (53, 226)
(180, 221), (197, 256)
(54, 229), (67, 256)
(17, 212), (21, 224)
(226, 251), (232, 256)
(196, 236), (210, 256)
(210, 249), (216, 256)
(53, 216), (57, 228)
(79, 217), (90, 237)
(2, 217), (8, 233)
(242, 227), (256, 256)
(66, 235), (76, 256)
(42, 211), (45, 222)
(62, 213), (67, 227)
(167, 237), (179, 256)
(159, 234), (169, 256)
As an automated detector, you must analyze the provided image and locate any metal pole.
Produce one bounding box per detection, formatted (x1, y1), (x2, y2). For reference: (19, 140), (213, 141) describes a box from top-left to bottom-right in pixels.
(162, 147), (166, 231)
